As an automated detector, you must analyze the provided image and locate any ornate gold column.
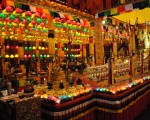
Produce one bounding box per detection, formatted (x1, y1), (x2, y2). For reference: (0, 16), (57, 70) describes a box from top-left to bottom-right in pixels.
(113, 41), (117, 63)
(17, 27), (25, 73)
(129, 28), (136, 54)
(1, 37), (6, 76)
(94, 18), (104, 65)
(48, 17), (55, 81)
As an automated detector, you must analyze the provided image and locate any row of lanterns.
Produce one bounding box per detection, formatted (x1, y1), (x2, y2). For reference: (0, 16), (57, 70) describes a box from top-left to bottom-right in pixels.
(4, 54), (52, 59)
(24, 46), (48, 50)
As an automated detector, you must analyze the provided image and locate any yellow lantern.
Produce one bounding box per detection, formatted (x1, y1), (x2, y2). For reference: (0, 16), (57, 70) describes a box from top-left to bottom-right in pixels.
(5, 54), (9, 58)
(32, 46), (36, 50)
(15, 54), (19, 58)
(10, 54), (14, 58)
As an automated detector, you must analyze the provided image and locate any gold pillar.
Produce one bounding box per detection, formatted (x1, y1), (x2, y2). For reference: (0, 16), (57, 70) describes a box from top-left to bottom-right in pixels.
(82, 44), (87, 63)
(1, 37), (6, 76)
(48, 38), (55, 80)
(94, 18), (104, 65)
(48, 17), (55, 81)
(129, 28), (136, 53)
(57, 42), (64, 58)
(88, 26), (95, 66)
(113, 41), (117, 62)
(36, 41), (40, 72)
(17, 27), (25, 73)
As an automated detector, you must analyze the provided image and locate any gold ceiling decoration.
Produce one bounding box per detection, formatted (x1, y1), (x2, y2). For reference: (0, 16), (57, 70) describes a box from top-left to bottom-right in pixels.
(113, 8), (150, 25)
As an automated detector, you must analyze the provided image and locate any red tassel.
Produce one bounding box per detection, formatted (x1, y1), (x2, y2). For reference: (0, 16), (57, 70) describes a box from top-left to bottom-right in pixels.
(106, 0), (111, 9)
(67, 0), (72, 7)
(80, 0), (85, 12)
(1, 0), (6, 7)
(87, 0), (93, 9)
(73, 0), (79, 5)
(95, 0), (103, 11)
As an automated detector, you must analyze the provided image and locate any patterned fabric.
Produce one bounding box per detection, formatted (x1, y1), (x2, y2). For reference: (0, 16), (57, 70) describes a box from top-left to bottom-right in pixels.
(15, 97), (41, 120)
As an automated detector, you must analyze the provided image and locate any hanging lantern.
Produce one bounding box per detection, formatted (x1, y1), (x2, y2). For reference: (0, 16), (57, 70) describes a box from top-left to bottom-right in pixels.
(34, 12), (40, 18)
(5, 54), (9, 58)
(24, 54), (27, 58)
(43, 54), (47, 58)
(6, 45), (10, 49)
(10, 54), (14, 58)
(15, 54), (19, 58)
(6, 6), (13, 12)
(47, 55), (50, 58)
(9, 14), (16, 20)
(32, 46), (36, 50)
(25, 11), (32, 17)
(32, 54), (36, 58)
(36, 18), (42, 23)
(40, 54), (43, 58)
(42, 47), (45, 50)
(41, 14), (47, 19)
(28, 54), (31, 58)
(38, 46), (41, 50)
(24, 46), (28, 50)
(29, 46), (32, 50)
(0, 13), (7, 19)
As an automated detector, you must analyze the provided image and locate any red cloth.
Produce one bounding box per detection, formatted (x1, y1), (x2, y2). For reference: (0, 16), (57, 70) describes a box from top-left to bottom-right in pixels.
(1, 0), (6, 7)
(73, 0), (79, 5)
(118, 6), (125, 13)
(87, 0), (93, 9)
(36, 7), (43, 14)
(106, 0), (111, 9)
(67, 0), (72, 7)
(96, 0), (104, 11)
(80, 0), (85, 11)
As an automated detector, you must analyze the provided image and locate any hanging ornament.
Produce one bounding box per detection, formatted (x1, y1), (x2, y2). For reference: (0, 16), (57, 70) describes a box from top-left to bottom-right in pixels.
(31, 20), (36, 25)
(13, 18), (19, 24)
(34, 12), (40, 18)
(45, 20), (48, 25)
(27, 17), (32, 22)
(40, 22), (45, 27)
(42, 14), (47, 19)
(9, 14), (15, 20)
(25, 11), (32, 17)
(6, 6), (13, 12)
(0, 13), (7, 19)
(36, 18), (42, 23)
(6, 17), (11, 22)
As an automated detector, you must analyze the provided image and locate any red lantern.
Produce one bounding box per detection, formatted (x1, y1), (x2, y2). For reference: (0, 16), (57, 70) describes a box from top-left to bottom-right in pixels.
(34, 12), (40, 18)
(25, 11), (32, 16)
(55, 17), (60, 22)
(15, 8), (23, 13)
(67, 20), (71, 24)
(42, 14), (47, 19)
(6, 17), (11, 22)
(31, 20), (36, 25)
(14, 18), (19, 23)
(77, 22), (81, 26)
(40, 22), (45, 26)
(72, 21), (77, 25)
(6, 6), (13, 12)
(61, 18), (66, 23)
